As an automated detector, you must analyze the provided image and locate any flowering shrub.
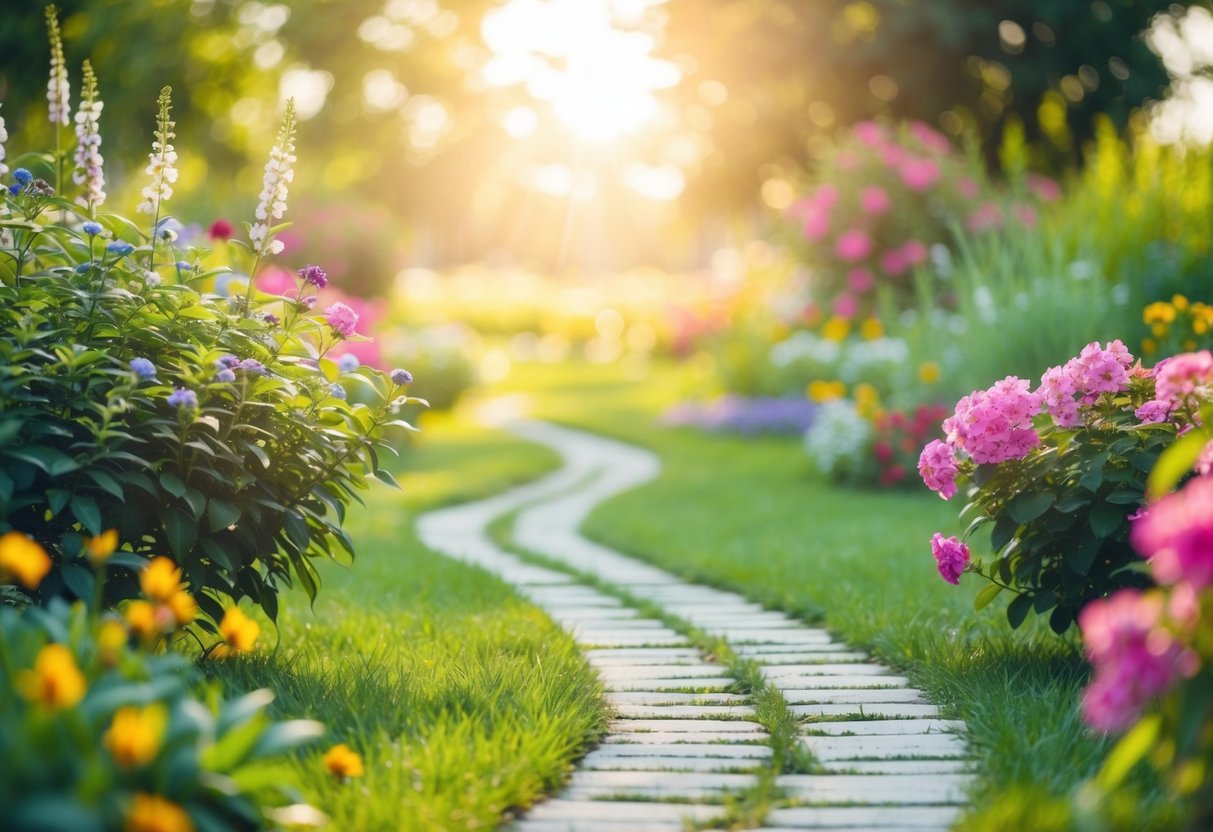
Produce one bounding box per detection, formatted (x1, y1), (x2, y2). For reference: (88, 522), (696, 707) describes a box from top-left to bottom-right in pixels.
(918, 341), (1198, 633)
(870, 404), (951, 489)
(0, 26), (422, 625)
(0, 599), (324, 830)
(785, 119), (1057, 320)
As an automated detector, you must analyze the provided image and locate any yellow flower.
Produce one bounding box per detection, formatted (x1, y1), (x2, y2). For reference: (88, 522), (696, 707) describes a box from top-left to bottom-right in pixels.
(853, 383), (879, 417)
(1172, 293), (1190, 312)
(0, 531), (52, 590)
(1143, 301), (1176, 325)
(1142, 337), (1157, 356)
(323, 743), (365, 779)
(126, 600), (158, 642)
(125, 793), (195, 832)
(140, 557), (184, 603)
(105, 703), (168, 768)
(15, 643), (86, 710)
(917, 361), (941, 385)
(1151, 322), (1169, 338)
(859, 318), (884, 340)
(806, 379), (847, 403)
(98, 619), (128, 667)
(218, 607), (261, 654)
(85, 529), (119, 564)
(820, 316), (851, 342)
(1195, 318), (1209, 336)
(165, 591), (197, 626)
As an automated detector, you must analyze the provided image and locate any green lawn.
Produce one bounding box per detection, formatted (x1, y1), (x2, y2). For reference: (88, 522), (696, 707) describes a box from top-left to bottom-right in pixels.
(498, 358), (1171, 828)
(209, 409), (608, 830)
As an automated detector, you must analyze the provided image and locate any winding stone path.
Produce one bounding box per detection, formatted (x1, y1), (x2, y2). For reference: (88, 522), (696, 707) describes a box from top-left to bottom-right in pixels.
(417, 420), (972, 831)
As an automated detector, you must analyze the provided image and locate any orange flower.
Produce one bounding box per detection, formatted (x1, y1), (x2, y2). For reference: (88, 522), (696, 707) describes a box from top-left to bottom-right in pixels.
(140, 557), (184, 603)
(322, 743), (364, 779)
(85, 529), (119, 564)
(165, 591), (197, 626)
(217, 607), (260, 654)
(0, 531), (52, 590)
(105, 703), (168, 768)
(15, 643), (86, 709)
(98, 618), (128, 667)
(125, 793), (194, 832)
(126, 600), (158, 641)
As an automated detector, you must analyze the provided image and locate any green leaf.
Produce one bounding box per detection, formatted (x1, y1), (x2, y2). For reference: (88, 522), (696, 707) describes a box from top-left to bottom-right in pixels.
(160, 471), (186, 498)
(61, 563), (94, 600)
(163, 508), (198, 559)
(1089, 503), (1124, 539)
(1098, 714), (1160, 790)
(373, 468), (400, 488)
(207, 500), (241, 533)
(1148, 429), (1208, 498)
(85, 469), (125, 499)
(1069, 536), (1100, 576)
(1104, 489), (1143, 505)
(990, 514), (1019, 552)
(1006, 592), (1033, 629)
(69, 494), (102, 535)
(973, 583), (1002, 611)
(1007, 491), (1055, 524)
(284, 511), (309, 553)
(248, 719), (325, 759)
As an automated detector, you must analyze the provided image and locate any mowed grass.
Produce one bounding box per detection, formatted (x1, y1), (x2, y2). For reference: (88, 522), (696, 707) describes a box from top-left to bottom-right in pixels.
(500, 358), (1169, 827)
(210, 408), (608, 830)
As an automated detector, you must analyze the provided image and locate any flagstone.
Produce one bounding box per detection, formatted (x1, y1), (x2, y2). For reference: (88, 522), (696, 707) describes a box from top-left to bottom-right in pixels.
(763, 805), (963, 828)
(777, 773), (972, 804)
(820, 759), (973, 775)
(602, 677), (737, 691)
(763, 663), (896, 678)
(593, 664), (730, 679)
(568, 770), (756, 793)
(605, 691), (749, 705)
(610, 719), (767, 733)
(601, 730), (771, 745)
(802, 719), (965, 736)
(611, 704), (758, 719)
(586, 743), (774, 759)
(792, 703), (942, 719)
(777, 675), (910, 691)
(802, 733), (969, 760)
(577, 754), (766, 772)
(522, 800), (723, 824)
(584, 647), (702, 661)
(781, 689), (927, 705)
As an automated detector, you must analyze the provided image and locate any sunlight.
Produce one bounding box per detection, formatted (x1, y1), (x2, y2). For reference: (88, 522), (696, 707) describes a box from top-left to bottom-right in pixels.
(480, 0), (680, 143)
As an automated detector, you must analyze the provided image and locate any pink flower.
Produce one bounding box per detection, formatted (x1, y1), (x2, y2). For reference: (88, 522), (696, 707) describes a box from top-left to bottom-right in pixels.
(942, 376), (1041, 464)
(1079, 590), (1196, 732)
(855, 121), (885, 147)
(803, 210), (830, 242)
(966, 202), (1003, 232)
(880, 248), (908, 277)
(1135, 399), (1174, 424)
(918, 440), (959, 499)
(1013, 204), (1038, 228)
(1039, 365), (1081, 427)
(930, 533), (970, 584)
(1154, 350), (1213, 404)
(955, 177), (980, 199)
(835, 229), (872, 262)
(325, 302), (359, 338)
(832, 293), (859, 319)
(1131, 476), (1213, 589)
(847, 268), (875, 294)
(900, 158), (941, 191)
(814, 184), (840, 211)
(909, 121), (952, 155)
(900, 239), (928, 266)
(1069, 340), (1132, 400)
(1026, 173), (1062, 202)
(859, 185), (891, 215)
(1197, 439), (1213, 477)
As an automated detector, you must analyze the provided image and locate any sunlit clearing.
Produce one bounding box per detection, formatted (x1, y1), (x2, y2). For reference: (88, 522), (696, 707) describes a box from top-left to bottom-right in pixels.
(481, 0), (680, 143)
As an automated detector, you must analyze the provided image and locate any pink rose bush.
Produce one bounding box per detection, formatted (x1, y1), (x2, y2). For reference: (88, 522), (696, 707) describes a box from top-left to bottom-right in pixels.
(918, 342), (1211, 632)
(785, 119), (1056, 321)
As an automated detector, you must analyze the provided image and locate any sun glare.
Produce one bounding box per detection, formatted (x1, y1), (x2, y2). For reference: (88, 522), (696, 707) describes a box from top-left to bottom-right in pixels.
(481, 0), (680, 143)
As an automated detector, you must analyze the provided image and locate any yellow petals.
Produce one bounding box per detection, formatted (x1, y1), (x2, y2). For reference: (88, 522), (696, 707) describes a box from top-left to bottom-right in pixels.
(917, 361), (941, 384)
(140, 557), (184, 603)
(16, 643), (86, 710)
(1172, 293), (1190, 312)
(853, 383), (880, 417)
(105, 703), (168, 768)
(85, 529), (119, 564)
(98, 619), (128, 667)
(0, 531), (52, 590)
(218, 607), (261, 654)
(859, 318), (884, 340)
(820, 316), (851, 342)
(1142, 337), (1157, 356)
(166, 591), (197, 626)
(125, 793), (194, 832)
(126, 600), (158, 641)
(323, 743), (365, 779)
(807, 379), (847, 402)
(1142, 301), (1176, 325)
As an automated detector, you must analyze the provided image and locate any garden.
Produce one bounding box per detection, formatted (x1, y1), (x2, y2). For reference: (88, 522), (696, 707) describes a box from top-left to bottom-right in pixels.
(2, 1), (1213, 830)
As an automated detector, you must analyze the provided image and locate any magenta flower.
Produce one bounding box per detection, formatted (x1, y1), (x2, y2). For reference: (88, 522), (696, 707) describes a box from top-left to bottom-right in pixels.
(847, 268), (874, 294)
(900, 239), (928, 266)
(854, 121), (885, 147)
(832, 293), (858, 319)
(1131, 476), (1213, 589)
(942, 376), (1041, 464)
(900, 158), (941, 191)
(880, 248), (908, 277)
(930, 533), (970, 584)
(835, 229), (872, 262)
(918, 440), (959, 500)
(1026, 173), (1062, 202)
(1038, 365), (1081, 427)
(325, 302), (359, 338)
(1135, 399), (1174, 424)
(298, 264), (328, 288)
(1154, 350), (1213, 405)
(859, 185), (891, 215)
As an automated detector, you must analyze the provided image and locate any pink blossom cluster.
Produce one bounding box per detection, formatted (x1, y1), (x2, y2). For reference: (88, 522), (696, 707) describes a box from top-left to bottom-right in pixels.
(1079, 590), (1197, 732)
(1038, 340), (1133, 427)
(1133, 350), (1213, 424)
(917, 439), (959, 500)
(941, 376), (1041, 465)
(930, 533), (970, 584)
(1131, 476), (1213, 589)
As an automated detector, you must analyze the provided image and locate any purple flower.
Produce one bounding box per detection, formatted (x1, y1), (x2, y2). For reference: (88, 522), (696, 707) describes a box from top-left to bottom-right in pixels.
(325, 302), (359, 338)
(262, 312), (280, 326)
(301, 296), (318, 311)
(930, 533), (970, 585)
(129, 357), (156, 380)
(166, 388), (197, 410)
(215, 355), (240, 369)
(215, 368), (236, 383)
(298, 264), (328, 288)
(391, 368), (414, 386)
(236, 358), (267, 376)
(329, 383), (347, 400)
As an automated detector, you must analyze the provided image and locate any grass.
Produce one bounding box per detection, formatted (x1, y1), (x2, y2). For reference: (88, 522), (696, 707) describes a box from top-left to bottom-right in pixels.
(208, 407), (609, 830)
(495, 357), (1171, 827)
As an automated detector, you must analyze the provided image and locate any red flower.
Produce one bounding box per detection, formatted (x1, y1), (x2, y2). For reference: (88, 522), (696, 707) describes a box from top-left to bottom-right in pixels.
(208, 219), (233, 241)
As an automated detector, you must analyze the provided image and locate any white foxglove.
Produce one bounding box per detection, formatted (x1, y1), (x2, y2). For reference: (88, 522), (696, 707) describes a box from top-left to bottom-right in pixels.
(46, 6), (70, 127)
(249, 100), (297, 257)
(72, 60), (105, 211)
(136, 87), (177, 217)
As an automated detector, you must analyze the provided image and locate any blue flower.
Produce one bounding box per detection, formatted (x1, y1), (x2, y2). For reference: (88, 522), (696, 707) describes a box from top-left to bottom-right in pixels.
(215, 355), (240, 369)
(337, 354), (360, 373)
(74, 264), (92, 274)
(214, 368), (236, 383)
(8, 184), (20, 196)
(174, 261), (194, 272)
(237, 358), (267, 376)
(329, 383), (347, 400)
(156, 217), (183, 241)
(82, 221), (103, 236)
(166, 388), (198, 410)
(390, 369), (414, 386)
(12, 168), (32, 185)
(129, 358), (157, 380)
(105, 241), (135, 257)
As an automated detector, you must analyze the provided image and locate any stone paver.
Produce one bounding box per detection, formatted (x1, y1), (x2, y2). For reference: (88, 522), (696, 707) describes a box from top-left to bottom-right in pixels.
(417, 419), (973, 832)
